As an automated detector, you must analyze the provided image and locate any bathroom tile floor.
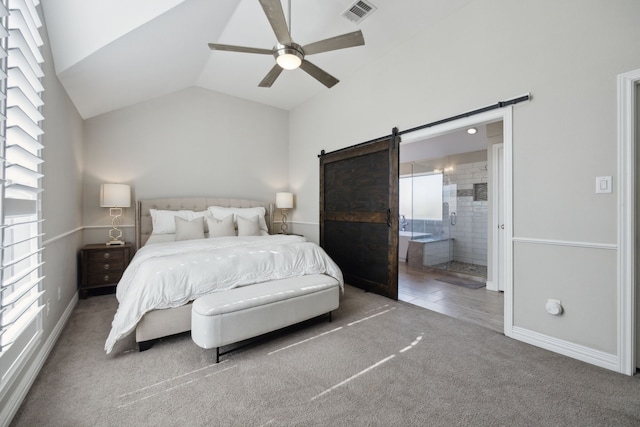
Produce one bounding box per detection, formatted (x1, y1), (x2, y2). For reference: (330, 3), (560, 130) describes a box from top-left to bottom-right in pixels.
(431, 260), (488, 278)
(398, 262), (504, 334)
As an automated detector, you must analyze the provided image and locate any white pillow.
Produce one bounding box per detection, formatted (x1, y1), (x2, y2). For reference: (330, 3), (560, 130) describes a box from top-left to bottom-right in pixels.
(175, 217), (205, 241)
(206, 215), (236, 238)
(236, 215), (261, 236)
(150, 209), (209, 234)
(207, 206), (268, 233)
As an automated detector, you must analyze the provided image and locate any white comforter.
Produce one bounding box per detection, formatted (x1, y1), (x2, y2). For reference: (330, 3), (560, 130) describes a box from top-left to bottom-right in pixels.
(105, 235), (343, 353)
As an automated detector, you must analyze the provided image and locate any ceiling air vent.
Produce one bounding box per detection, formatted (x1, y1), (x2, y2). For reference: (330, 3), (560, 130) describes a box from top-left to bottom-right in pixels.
(341, 0), (377, 24)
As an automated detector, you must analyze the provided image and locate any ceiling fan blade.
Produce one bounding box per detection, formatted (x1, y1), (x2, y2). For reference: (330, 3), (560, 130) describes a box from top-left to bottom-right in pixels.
(299, 60), (339, 88)
(208, 43), (273, 55)
(302, 30), (365, 55)
(258, 64), (284, 88)
(258, 0), (292, 45)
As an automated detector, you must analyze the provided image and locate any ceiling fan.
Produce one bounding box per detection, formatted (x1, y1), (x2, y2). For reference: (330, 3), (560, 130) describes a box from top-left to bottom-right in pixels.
(208, 0), (365, 88)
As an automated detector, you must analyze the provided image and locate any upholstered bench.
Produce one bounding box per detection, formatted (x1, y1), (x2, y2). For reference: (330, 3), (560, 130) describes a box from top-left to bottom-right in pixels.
(191, 274), (340, 362)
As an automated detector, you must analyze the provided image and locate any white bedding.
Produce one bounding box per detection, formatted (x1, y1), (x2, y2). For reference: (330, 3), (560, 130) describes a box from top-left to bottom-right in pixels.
(104, 235), (343, 353)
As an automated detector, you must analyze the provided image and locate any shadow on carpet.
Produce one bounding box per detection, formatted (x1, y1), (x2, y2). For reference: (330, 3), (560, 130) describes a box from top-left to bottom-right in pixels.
(436, 276), (486, 289)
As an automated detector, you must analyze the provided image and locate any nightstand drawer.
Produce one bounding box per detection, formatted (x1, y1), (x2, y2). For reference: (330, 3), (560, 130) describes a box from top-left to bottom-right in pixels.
(86, 272), (124, 286)
(87, 250), (125, 262)
(86, 260), (125, 273)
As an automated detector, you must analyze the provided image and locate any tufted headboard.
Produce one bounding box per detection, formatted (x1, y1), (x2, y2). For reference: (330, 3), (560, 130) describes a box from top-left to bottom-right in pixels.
(136, 197), (274, 249)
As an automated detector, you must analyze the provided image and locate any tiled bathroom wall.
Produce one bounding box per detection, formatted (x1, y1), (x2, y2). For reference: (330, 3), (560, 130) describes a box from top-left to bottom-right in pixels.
(448, 161), (488, 266)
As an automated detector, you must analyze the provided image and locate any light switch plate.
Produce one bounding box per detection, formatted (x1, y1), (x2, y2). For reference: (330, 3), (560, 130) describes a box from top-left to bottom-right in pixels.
(595, 176), (612, 194)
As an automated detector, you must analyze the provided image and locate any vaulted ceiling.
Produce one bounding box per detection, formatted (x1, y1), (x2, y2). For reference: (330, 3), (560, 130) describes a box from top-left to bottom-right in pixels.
(41, 0), (474, 119)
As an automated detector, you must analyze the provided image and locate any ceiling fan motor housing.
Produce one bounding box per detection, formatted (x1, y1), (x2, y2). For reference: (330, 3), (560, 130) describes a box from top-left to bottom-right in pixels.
(274, 43), (304, 69)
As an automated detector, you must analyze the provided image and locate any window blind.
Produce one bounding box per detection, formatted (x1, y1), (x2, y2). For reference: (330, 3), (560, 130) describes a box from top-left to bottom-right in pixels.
(0, 0), (44, 377)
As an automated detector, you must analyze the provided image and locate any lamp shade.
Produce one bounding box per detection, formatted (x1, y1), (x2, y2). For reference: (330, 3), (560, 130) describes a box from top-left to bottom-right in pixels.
(100, 184), (131, 208)
(276, 192), (293, 209)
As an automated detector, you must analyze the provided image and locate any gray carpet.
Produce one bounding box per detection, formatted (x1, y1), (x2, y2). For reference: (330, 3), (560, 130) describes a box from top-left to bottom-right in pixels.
(10, 285), (640, 426)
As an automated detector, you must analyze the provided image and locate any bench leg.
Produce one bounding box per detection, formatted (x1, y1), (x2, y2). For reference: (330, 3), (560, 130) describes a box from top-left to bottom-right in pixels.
(138, 340), (155, 352)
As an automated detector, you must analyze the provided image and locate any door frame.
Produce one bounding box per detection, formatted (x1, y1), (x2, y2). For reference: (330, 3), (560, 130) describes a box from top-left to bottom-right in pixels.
(618, 68), (640, 375)
(489, 143), (505, 292)
(400, 107), (514, 336)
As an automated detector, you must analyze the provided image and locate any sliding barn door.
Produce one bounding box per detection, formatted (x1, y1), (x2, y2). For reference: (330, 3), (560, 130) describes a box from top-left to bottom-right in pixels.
(319, 133), (399, 299)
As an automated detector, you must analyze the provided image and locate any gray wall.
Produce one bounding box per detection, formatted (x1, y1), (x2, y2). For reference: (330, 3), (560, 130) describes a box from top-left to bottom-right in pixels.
(40, 49), (85, 329)
(82, 87), (290, 245)
(289, 0), (640, 356)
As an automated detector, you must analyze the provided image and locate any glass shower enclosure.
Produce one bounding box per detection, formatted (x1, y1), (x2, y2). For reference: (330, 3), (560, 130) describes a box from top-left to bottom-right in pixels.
(399, 161), (455, 271)
(399, 158), (489, 280)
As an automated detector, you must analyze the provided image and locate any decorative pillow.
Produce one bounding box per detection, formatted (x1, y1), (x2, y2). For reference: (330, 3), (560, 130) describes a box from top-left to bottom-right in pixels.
(207, 206), (268, 233)
(236, 215), (261, 236)
(150, 209), (209, 234)
(174, 216), (205, 241)
(206, 215), (236, 238)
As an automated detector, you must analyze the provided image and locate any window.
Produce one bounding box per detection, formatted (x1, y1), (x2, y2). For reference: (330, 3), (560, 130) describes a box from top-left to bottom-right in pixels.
(399, 173), (443, 222)
(0, 0), (44, 386)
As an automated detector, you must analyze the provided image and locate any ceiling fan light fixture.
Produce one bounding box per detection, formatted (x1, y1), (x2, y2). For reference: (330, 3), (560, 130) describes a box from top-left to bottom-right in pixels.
(208, 0), (365, 88)
(277, 53), (302, 70)
(274, 43), (304, 70)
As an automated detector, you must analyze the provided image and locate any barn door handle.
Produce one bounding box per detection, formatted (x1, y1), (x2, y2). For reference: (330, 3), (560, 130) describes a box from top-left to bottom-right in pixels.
(386, 209), (391, 227)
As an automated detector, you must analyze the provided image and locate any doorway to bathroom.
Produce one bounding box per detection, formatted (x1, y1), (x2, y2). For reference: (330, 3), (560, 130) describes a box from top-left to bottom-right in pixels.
(398, 121), (504, 332)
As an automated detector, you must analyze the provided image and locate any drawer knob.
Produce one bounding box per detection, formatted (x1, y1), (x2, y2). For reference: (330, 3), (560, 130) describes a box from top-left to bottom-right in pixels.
(103, 264), (110, 270)
(103, 275), (110, 282)
(103, 253), (111, 259)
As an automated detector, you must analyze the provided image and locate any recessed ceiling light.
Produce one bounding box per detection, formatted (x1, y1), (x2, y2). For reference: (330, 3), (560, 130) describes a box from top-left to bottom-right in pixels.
(467, 127), (477, 135)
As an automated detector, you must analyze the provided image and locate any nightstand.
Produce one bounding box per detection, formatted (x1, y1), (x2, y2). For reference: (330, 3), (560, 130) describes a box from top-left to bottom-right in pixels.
(79, 243), (131, 298)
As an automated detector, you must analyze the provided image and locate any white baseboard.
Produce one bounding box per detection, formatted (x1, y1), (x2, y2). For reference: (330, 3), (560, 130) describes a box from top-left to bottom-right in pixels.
(511, 326), (619, 373)
(1, 293), (79, 427)
(485, 281), (497, 291)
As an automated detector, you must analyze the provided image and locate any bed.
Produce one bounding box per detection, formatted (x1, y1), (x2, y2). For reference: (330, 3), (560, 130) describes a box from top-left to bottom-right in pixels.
(104, 197), (343, 354)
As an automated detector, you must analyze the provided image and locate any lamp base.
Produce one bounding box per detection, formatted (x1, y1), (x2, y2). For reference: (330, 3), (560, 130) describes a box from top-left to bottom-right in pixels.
(107, 209), (125, 245)
(280, 209), (289, 234)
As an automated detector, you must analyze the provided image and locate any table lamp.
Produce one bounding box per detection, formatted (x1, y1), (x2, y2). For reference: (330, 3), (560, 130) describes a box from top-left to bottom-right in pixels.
(100, 183), (131, 245)
(275, 192), (294, 234)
